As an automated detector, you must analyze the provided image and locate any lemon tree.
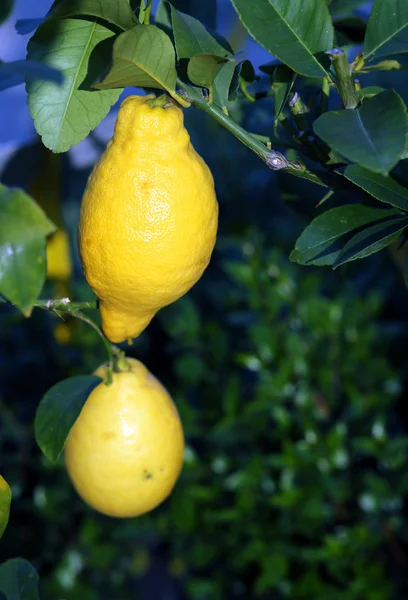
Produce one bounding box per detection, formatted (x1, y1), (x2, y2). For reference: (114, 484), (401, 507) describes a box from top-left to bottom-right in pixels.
(1, 0), (408, 597)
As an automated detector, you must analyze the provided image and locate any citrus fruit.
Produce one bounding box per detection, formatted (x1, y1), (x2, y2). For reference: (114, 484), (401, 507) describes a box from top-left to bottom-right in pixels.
(64, 358), (184, 518)
(0, 475), (11, 539)
(78, 94), (218, 343)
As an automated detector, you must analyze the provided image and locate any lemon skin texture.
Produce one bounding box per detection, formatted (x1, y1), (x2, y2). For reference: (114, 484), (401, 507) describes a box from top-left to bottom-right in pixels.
(79, 95), (219, 343)
(64, 358), (184, 518)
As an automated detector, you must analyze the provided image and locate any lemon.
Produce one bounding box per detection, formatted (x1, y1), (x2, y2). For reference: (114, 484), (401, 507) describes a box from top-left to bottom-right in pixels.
(78, 94), (218, 343)
(46, 229), (73, 281)
(64, 358), (184, 518)
(0, 475), (11, 539)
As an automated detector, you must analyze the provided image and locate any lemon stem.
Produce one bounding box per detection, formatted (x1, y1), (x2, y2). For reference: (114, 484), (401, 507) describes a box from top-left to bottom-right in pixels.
(146, 94), (174, 109)
(114, 350), (131, 373)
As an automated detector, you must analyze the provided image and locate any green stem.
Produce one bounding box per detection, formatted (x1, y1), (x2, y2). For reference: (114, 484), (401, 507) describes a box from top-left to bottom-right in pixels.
(319, 77), (330, 114)
(288, 92), (310, 132)
(0, 296), (115, 384)
(143, 0), (152, 25)
(176, 78), (326, 186)
(327, 49), (359, 109)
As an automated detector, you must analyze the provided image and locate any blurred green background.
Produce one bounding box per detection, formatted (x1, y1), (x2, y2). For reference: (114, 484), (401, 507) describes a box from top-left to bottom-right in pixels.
(3, 1), (408, 599)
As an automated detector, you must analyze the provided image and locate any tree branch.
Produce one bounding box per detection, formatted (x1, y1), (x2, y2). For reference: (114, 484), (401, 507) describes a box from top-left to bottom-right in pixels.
(176, 78), (327, 188)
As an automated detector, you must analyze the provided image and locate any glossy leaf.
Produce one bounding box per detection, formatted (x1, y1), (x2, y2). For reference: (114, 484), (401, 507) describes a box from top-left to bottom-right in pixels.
(27, 18), (122, 153)
(171, 5), (231, 60)
(35, 375), (102, 463)
(333, 214), (408, 267)
(51, 0), (136, 31)
(290, 204), (402, 266)
(266, 65), (296, 122)
(0, 476), (11, 540)
(231, 0), (334, 78)
(188, 54), (236, 108)
(93, 25), (177, 94)
(0, 185), (56, 315)
(0, 59), (62, 91)
(344, 165), (408, 212)
(0, 559), (40, 600)
(364, 0), (408, 62)
(313, 91), (408, 174)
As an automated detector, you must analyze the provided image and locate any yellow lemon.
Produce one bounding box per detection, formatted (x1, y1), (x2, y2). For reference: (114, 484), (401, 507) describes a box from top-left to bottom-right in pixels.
(46, 229), (73, 281)
(64, 358), (184, 518)
(0, 475), (11, 539)
(78, 94), (218, 343)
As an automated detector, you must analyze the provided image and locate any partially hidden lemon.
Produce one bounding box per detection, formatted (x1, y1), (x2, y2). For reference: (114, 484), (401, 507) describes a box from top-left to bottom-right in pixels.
(78, 94), (218, 343)
(46, 229), (72, 281)
(64, 358), (184, 518)
(0, 475), (11, 539)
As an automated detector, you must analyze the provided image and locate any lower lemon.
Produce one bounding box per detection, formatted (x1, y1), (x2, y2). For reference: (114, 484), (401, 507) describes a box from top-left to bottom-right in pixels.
(64, 358), (184, 518)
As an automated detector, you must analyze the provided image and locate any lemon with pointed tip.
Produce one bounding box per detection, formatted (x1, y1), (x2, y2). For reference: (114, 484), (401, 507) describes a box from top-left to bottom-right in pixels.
(64, 358), (184, 518)
(78, 94), (218, 343)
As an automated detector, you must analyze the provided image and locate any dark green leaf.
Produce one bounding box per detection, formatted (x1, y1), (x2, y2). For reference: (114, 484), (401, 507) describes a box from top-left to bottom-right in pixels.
(364, 0), (408, 62)
(27, 17), (122, 153)
(344, 165), (408, 211)
(0, 559), (40, 600)
(35, 375), (102, 463)
(0, 59), (63, 91)
(290, 204), (402, 266)
(269, 65), (296, 122)
(231, 0), (334, 78)
(93, 25), (177, 95)
(333, 214), (408, 267)
(313, 90), (408, 174)
(155, 0), (171, 32)
(171, 5), (231, 60)
(0, 185), (56, 315)
(230, 59), (255, 101)
(188, 54), (236, 108)
(169, 0), (217, 29)
(51, 0), (136, 31)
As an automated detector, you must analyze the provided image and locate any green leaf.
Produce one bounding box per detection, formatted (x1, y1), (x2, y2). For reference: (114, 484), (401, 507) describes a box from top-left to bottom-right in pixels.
(0, 59), (63, 91)
(333, 214), (408, 267)
(0, 185), (56, 315)
(268, 65), (296, 122)
(364, 0), (408, 62)
(188, 54), (236, 108)
(35, 375), (102, 463)
(231, 0), (334, 78)
(0, 476), (11, 540)
(231, 59), (255, 101)
(357, 59), (406, 73)
(0, 559), (40, 600)
(171, 5), (231, 60)
(344, 165), (408, 211)
(27, 18), (122, 153)
(51, 0), (136, 31)
(290, 204), (403, 266)
(170, 0), (217, 29)
(313, 90), (408, 174)
(93, 25), (177, 95)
